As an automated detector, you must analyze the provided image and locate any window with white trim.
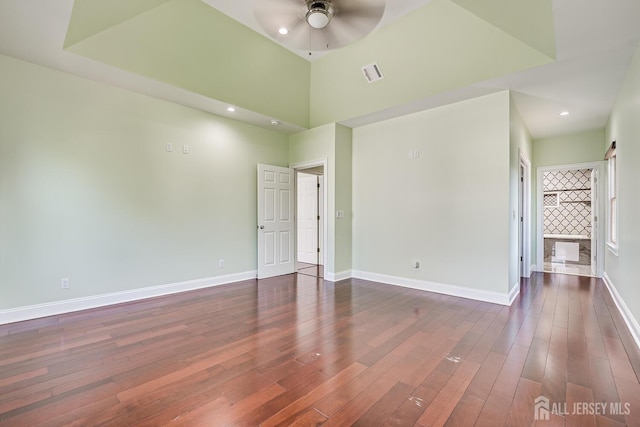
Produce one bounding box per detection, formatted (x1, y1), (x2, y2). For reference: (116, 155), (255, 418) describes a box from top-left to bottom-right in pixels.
(606, 141), (618, 253)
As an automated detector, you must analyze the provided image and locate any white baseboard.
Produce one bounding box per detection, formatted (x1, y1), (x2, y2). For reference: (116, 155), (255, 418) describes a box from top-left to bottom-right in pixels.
(602, 272), (640, 350)
(351, 270), (513, 305)
(0, 271), (257, 326)
(324, 270), (352, 282)
(509, 281), (521, 304)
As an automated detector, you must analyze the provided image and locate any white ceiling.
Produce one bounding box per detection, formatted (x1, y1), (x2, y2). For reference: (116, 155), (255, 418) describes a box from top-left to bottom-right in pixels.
(0, 0), (639, 139)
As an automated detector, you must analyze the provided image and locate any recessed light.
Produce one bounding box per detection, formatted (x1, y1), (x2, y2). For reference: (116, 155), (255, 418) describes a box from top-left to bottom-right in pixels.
(278, 27), (288, 35)
(560, 111), (570, 116)
(227, 106), (236, 112)
(271, 119), (279, 126)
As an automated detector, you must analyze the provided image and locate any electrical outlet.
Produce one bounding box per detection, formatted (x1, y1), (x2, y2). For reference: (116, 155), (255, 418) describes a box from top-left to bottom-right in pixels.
(61, 278), (70, 289)
(413, 261), (420, 270)
(218, 259), (224, 268)
(183, 144), (190, 154)
(166, 143), (173, 152)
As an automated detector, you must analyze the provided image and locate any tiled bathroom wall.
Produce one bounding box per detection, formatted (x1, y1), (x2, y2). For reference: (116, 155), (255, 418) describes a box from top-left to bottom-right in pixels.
(543, 169), (592, 237)
(543, 168), (593, 269)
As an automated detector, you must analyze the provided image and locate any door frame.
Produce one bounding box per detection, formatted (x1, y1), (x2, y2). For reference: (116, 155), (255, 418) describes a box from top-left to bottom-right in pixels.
(519, 152), (531, 278)
(536, 161), (605, 277)
(291, 158), (328, 279)
(296, 172), (321, 265)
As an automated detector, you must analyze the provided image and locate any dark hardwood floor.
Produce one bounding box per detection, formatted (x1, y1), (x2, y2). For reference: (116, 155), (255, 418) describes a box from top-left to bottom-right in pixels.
(297, 262), (323, 279)
(1, 272), (639, 426)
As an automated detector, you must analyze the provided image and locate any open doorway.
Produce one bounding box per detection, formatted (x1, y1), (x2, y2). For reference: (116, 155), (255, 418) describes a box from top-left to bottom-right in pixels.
(295, 166), (324, 278)
(539, 166), (597, 276)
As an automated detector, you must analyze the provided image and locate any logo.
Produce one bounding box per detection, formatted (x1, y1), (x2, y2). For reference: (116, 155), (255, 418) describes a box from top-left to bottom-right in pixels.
(534, 395), (550, 421)
(534, 394), (631, 421)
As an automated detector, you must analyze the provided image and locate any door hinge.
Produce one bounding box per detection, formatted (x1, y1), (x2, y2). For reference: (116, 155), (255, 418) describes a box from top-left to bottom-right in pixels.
(520, 216), (523, 222)
(317, 183), (320, 188)
(317, 248), (320, 253)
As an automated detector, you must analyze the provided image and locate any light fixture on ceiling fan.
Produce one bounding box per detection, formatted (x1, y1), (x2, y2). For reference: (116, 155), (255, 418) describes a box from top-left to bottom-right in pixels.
(305, 1), (332, 29)
(252, 0), (386, 52)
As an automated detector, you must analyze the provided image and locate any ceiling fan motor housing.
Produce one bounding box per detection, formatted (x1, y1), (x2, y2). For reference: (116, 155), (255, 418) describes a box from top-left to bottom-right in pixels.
(306, 0), (333, 29)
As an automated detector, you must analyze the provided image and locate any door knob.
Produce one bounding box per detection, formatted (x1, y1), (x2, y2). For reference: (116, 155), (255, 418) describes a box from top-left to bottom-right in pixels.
(259, 225), (265, 229)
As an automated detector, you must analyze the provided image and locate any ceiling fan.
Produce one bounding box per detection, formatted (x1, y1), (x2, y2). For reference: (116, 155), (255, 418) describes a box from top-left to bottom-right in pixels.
(253, 0), (386, 52)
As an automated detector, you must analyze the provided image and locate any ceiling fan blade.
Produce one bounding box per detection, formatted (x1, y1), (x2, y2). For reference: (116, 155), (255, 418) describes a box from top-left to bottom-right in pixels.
(335, 0), (385, 30)
(252, 0), (387, 52)
(336, 0), (385, 21)
(253, 0), (306, 39)
(278, 19), (315, 50)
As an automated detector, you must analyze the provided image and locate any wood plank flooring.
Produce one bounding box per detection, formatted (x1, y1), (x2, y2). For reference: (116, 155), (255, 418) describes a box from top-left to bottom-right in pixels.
(1, 272), (639, 426)
(297, 262), (323, 279)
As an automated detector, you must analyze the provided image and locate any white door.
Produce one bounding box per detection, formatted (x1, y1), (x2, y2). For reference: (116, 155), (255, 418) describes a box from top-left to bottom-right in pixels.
(257, 164), (295, 279)
(297, 173), (319, 264)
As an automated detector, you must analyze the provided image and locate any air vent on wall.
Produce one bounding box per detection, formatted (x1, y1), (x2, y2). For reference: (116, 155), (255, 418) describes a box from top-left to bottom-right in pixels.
(362, 62), (384, 83)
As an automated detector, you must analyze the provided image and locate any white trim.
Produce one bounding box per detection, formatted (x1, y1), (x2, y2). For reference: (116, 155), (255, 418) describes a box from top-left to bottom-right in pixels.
(325, 270), (352, 282)
(509, 282), (521, 305)
(0, 271), (257, 326)
(602, 273), (640, 351)
(530, 264), (537, 275)
(290, 158), (329, 281)
(519, 151), (532, 279)
(351, 270), (513, 306)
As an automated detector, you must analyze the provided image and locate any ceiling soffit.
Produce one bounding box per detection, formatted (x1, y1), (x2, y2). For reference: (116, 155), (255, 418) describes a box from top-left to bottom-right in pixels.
(451, 0), (556, 59)
(310, 0), (556, 127)
(64, 0), (556, 130)
(64, 0), (172, 48)
(64, 0), (311, 128)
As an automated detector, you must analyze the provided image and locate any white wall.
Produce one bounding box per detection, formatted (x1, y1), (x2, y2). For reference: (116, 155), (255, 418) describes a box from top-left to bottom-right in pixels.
(352, 91), (512, 303)
(604, 42), (640, 341)
(0, 54), (289, 313)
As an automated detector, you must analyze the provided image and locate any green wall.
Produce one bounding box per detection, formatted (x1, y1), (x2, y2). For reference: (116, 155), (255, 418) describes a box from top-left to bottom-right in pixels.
(309, 0), (553, 127)
(352, 91), (511, 296)
(605, 42), (640, 330)
(533, 129), (605, 167)
(0, 54), (289, 310)
(288, 123), (353, 278)
(334, 125), (353, 274)
(66, 0), (311, 128)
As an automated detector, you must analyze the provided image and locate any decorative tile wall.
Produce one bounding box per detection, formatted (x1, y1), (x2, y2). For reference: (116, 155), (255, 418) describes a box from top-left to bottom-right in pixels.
(543, 169), (592, 238)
